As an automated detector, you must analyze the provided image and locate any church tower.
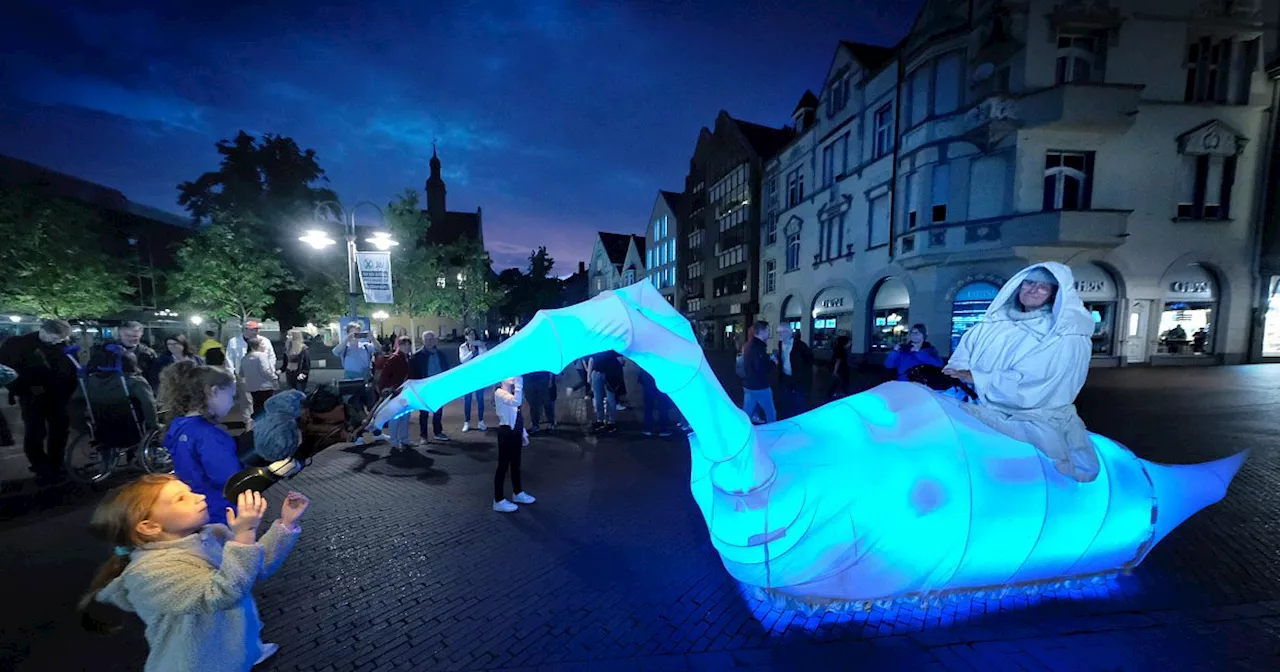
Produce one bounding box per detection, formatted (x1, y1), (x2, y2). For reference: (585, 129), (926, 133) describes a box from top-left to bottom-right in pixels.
(425, 143), (447, 221)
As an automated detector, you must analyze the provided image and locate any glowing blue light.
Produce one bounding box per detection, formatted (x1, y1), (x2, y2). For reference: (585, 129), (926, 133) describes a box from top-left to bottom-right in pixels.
(369, 282), (1248, 616)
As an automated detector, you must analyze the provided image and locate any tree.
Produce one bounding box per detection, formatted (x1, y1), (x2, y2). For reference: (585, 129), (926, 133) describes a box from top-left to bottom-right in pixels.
(167, 213), (293, 324)
(177, 131), (340, 328)
(0, 187), (131, 320)
(495, 247), (563, 326)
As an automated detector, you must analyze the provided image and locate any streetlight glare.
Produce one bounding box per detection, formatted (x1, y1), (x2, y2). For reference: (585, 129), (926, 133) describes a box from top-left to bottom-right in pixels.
(365, 231), (399, 250)
(372, 310), (390, 320)
(7, 315), (21, 323)
(190, 316), (204, 326)
(299, 229), (338, 249)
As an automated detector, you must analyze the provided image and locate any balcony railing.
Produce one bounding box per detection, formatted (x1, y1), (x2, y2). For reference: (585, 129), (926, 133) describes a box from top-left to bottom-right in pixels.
(898, 209), (1131, 268)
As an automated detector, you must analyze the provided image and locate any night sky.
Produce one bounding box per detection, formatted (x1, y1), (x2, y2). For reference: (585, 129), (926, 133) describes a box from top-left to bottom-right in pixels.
(0, 1), (916, 271)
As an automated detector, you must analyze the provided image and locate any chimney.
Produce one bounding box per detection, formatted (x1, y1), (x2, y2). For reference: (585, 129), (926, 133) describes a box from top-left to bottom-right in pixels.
(578, 261), (586, 274)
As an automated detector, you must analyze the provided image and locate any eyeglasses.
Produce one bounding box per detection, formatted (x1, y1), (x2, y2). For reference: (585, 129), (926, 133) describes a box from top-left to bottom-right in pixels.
(1020, 280), (1056, 294)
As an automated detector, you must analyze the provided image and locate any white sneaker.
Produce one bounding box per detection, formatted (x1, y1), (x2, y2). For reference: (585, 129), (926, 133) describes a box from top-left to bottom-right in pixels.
(493, 499), (518, 513)
(512, 491), (536, 505)
(256, 642), (279, 666)
(478, 420), (488, 431)
(462, 422), (471, 432)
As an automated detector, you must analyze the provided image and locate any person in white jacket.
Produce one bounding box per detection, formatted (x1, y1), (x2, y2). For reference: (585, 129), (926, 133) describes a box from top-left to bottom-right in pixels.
(942, 262), (1098, 482)
(492, 376), (535, 513)
(225, 321), (276, 375)
(457, 327), (488, 432)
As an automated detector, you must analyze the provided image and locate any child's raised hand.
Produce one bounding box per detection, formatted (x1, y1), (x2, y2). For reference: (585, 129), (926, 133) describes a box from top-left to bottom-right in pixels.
(280, 491), (310, 528)
(227, 490), (268, 538)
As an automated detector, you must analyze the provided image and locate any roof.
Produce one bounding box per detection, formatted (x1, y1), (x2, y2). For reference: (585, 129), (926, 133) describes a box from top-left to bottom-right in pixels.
(728, 116), (796, 161)
(598, 232), (632, 266)
(0, 154), (192, 229)
(792, 90), (819, 114)
(839, 40), (896, 70)
(422, 210), (482, 247)
(630, 235), (646, 258)
(659, 190), (682, 214)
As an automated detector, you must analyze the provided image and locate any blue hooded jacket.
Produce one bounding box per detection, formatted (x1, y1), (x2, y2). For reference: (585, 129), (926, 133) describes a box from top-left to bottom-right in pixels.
(165, 416), (242, 526)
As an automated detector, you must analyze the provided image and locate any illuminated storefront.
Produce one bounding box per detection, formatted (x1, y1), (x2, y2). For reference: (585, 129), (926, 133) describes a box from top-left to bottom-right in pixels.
(1071, 263), (1120, 358)
(810, 287), (853, 351)
(950, 281), (1001, 352)
(1264, 276), (1280, 357)
(1157, 264), (1217, 357)
(869, 278), (910, 352)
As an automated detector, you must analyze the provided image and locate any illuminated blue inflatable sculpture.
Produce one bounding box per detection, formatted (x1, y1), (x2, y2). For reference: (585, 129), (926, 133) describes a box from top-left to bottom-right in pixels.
(368, 281), (1246, 611)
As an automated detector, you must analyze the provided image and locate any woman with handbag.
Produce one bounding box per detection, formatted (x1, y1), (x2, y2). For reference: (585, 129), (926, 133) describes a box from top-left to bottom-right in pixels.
(281, 331), (311, 392)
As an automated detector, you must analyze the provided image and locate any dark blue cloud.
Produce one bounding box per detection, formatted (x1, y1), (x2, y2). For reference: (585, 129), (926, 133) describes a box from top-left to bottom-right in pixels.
(0, 0), (917, 270)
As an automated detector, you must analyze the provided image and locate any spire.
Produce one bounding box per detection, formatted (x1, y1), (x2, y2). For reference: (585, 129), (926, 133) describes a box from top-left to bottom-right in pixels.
(426, 140), (446, 218)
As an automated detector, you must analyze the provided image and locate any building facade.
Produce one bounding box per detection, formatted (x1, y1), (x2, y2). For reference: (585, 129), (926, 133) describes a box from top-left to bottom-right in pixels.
(760, 0), (1277, 367)
(682, 112), (794, 351)
(645, 190), (682, 306)
(588, 232), (646, 297)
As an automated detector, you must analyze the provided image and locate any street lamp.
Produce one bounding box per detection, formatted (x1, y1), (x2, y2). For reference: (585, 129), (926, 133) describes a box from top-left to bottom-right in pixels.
(301, 200), (393, 320)
(189, 316), (204, 326)
(7, 315), (20, 323)
(372, 310), (390, 333)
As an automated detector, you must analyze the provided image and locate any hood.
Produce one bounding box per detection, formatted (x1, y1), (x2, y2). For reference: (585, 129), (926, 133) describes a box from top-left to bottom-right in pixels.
(984, 262), (1094, 338)
(264, 389), (306, 418)
(94, 530), (211, 613)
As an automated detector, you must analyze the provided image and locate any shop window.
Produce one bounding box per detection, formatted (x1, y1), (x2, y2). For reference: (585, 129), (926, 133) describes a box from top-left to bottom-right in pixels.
(1082, 301), (1116, 356)
(1263, 276), (1280, 357)
(950, 282), (1001, 351)
(810, 316), (849, 352)
(1157, 302), (1214, 355)
(870, 308), (909, 352)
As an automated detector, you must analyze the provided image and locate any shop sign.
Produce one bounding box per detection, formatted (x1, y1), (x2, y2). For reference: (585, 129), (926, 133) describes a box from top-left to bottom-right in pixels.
(1170, 281), (1211, 294)
(812, 287), (855, 318)
(1165, 265), (1217, 301)
(1070, 263), (1118, 301)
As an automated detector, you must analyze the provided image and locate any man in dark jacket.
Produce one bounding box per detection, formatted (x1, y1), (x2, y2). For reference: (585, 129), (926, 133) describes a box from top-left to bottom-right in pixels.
(0, 319), (76, 477)
(410, 331), (452, 442)
(99, 321), (157, 381)
(740, 320), (776, 424)
(774, 325), (814, 419)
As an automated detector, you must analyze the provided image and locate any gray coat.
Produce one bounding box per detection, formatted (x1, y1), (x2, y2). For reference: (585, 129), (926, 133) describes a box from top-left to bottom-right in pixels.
(96, 521), (300, 672)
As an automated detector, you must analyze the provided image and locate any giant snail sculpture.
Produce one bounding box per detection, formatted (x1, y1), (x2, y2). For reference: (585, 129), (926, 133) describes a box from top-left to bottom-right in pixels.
(228, 279), (1247, 615)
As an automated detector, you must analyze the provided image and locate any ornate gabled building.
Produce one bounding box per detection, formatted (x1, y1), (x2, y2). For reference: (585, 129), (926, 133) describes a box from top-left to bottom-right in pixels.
(588, 232), (646, 297)
(760, 0), (1278, 366)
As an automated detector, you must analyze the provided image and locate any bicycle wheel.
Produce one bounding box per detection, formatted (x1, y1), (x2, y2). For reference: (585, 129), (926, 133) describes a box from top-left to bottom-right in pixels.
(139, 429), (173, 474)
(64, 433), (117, 484)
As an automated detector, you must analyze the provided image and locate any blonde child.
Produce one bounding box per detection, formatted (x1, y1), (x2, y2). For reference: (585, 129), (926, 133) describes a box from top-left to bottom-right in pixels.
(80, 473), (308, 671)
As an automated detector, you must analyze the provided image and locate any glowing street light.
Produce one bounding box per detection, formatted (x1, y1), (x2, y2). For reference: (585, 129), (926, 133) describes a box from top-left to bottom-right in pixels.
(299, 229), (338, 249)
(365, 231), (399, 250)
(190, 316), (204, 326)
(8, 315), (21, 323)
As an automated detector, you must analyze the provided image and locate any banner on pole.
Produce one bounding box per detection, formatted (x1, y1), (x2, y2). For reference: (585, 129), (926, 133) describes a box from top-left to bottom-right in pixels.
(355, 251), (394, 304)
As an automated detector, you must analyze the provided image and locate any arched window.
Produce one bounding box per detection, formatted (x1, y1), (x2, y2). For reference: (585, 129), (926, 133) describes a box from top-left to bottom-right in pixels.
(1043, 151), (1094, 211)
(950, 281), (1001, 351)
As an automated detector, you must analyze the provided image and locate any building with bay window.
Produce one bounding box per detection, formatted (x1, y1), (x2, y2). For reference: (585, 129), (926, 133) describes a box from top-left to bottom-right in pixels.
(759, 0), (1276, 366)
(645, 191), (682, 307)
(588, 232), (646, 298)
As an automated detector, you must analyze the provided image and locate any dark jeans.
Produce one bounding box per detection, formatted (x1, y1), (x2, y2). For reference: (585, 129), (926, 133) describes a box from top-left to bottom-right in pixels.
(642, 386), (671, 433)
(462, 389), (485, 422)
(526, 386), (554, 427)
(494, 425), (523, 502)
(21, 394), (69, 473)
(418, 409), (444, 440)
(778, 377), (809, 419)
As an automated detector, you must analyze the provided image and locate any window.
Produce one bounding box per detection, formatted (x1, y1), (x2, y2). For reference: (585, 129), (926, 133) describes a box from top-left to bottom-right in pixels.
(874, 104), (894, 158)
(826, 73), (850, 118)
(786, 167), (805, 207)
(1056, 34), (1104, 84)
(931, 163), (950, 223)
(904, 172), (920, 230)
(1177, 155), (1237, 219)
(624, 269), (635, 284)
(688, 230), (704, 250)
(765, 218), (778, 245)
(716, 244), (746, 269)
(765, 259), (777, 294)
(1185, 36), (1258, 104)
(713, 270), (748, 298)
(687, 261), (704, 279)
(1043, 151), (1094, 211)
(907, 66), (929, 126)
(822, 144), (835, 188)
(594, 278), (603, 292)
(834, 133), (849, 177)
(868, 192), (890, 247)
(686, 297), (703, 312)
(786, 233), (801, 271)
(934, 51), (963, 114)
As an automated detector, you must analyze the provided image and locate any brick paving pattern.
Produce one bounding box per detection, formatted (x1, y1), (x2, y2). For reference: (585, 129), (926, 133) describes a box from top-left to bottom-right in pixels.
(2, 361), (1278, 670)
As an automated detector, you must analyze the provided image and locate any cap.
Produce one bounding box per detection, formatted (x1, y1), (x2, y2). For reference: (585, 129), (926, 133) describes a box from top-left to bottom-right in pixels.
(245, 320), (261, 329)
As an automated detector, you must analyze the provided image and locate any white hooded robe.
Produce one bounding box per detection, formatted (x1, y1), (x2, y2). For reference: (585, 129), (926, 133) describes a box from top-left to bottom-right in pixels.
(945, 262), (1099, 482)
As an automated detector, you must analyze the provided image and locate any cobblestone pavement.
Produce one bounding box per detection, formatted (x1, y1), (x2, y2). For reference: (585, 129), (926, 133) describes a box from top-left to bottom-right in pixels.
(2, 363), (1279, 671)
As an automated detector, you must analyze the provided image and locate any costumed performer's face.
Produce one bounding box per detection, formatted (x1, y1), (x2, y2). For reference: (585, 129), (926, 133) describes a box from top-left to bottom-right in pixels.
(1018, 280), (1057, 310)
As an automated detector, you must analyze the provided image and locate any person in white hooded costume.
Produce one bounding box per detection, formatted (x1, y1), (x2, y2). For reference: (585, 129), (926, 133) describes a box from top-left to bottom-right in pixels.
(942, 262), (1099, 482)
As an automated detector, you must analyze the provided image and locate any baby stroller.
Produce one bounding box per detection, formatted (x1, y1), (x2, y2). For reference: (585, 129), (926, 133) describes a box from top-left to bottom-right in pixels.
(64, 344), (172, 485)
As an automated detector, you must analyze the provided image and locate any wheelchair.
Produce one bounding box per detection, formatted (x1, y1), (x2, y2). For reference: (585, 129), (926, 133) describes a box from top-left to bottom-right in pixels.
(63, 345), (173, 485)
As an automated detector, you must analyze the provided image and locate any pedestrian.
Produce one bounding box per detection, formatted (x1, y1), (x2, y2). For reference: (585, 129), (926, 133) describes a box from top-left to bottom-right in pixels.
(828, 335), (852, 399)
(227, 321), (275, 427)
(457, 327), (488, 432)
(639, 367), (673, 437)
(587, 351), (622, 432)
(524, 370), (554, 432)
(332, 323), (377, 410)
(104, 321), (158, 383)
(0, 319), (77, 478)
(741, 321), (777, 424)
(411, 331), (451, 443)
(0, 363), (16, 447)
(493, 376), (536, 513)
(151, 333), (203, 393)
(281, 331), (311, 392)
(80, 475), (308, 672)
(774, 325), (814, 418)
(158, 361), (242, 526)
(239, 337), (278, 418)
(197, 330), (222, 358)
(378, 337), (413, 451)
(885, 324), (943, 382)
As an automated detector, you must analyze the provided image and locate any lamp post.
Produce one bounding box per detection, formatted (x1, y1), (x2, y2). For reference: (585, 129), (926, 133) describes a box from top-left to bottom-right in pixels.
(372, 310), (390, 334)
(300, 200), (396, 320)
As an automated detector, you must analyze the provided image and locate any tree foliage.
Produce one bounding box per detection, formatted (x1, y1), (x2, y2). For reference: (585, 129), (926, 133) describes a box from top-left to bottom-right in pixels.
(168, 213), (293, 324)
(496, 247), (563, 326)
(0, 187), (131, 320)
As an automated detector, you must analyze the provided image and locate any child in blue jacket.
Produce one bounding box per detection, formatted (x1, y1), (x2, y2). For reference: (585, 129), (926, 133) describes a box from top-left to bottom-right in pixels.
(158, 361), (242, 526)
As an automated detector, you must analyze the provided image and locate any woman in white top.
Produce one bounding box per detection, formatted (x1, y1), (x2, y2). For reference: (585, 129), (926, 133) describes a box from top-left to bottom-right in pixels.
(492, 376), (535, 513)
(239, 338), (279, 417)
(458, 327), (488, 432)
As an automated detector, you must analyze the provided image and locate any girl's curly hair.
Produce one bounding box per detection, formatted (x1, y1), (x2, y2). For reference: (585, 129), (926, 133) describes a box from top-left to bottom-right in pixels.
(157, 360), (234, 416)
